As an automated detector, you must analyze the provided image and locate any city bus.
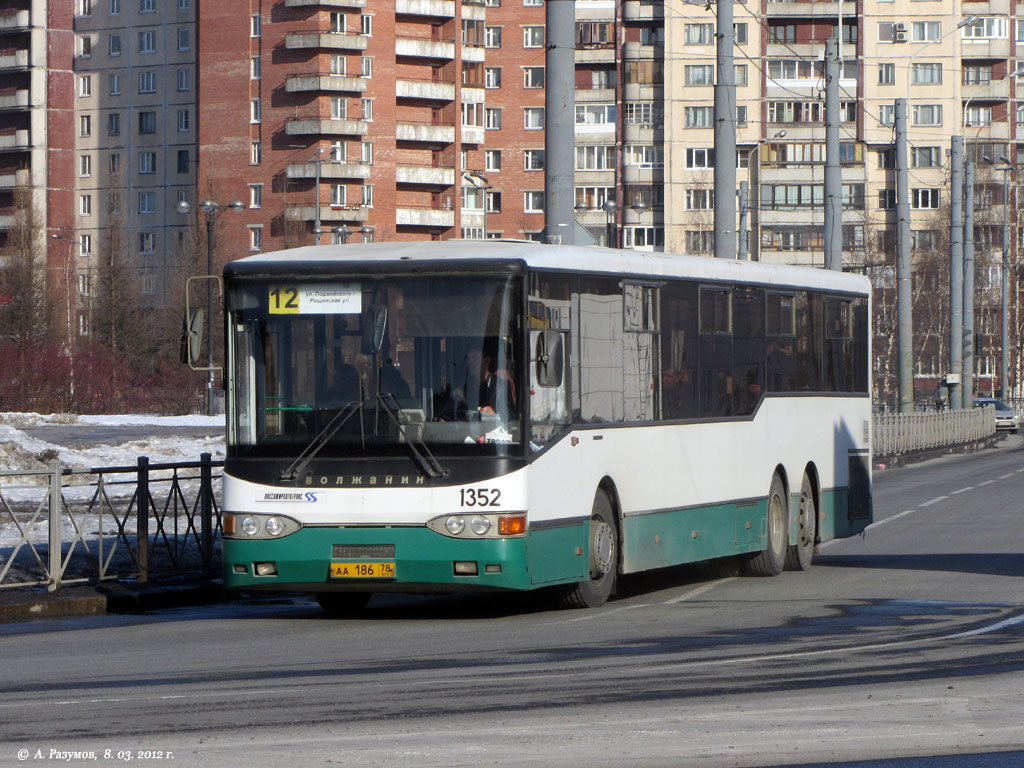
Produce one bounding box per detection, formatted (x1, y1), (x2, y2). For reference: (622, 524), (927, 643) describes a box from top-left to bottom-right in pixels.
(219, 240), (872, 611)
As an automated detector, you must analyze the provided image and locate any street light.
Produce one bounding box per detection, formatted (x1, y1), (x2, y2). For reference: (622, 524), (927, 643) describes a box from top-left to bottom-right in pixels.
(50, 233), (78, 404)
(176, 197), (244, 415)
(462, 172), (491, 239)
(602, 199), (619, 248)
(739, 130), (786, 259)
(331, 225), (350, 244)
(984, 154), (1013, 398)
(311, 146), (327, 245)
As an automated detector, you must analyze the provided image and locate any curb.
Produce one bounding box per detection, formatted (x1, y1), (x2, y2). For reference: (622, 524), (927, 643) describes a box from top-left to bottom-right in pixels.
(0, 580), (224, 624)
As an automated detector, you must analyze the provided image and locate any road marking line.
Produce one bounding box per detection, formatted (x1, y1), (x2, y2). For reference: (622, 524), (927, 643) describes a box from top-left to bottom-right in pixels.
(920, 496), (948, 507)
(977, 480), (996, 487)
(662, 577), (738, 604)
(950, 487), (974, 495)
(998, 473), (1014, 480)
(550, 602), (651, 625)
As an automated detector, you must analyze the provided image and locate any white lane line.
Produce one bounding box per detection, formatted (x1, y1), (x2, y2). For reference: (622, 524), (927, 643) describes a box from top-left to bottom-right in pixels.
(549, 602), (651, 625)
(998, 473), (1014, 480)
(950, 487), (974, 495)
(977, 480), (996, 487)
(920, 495), (948, 507)
(661, 577), (738, 604)
(822, 509), (915, 548)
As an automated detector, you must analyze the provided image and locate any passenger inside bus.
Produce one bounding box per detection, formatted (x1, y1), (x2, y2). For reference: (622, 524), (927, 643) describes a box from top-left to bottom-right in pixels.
(324, 363), (361, 408)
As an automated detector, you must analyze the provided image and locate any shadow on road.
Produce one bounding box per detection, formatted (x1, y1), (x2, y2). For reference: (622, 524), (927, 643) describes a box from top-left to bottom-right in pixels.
(815, 552), (1024, 578)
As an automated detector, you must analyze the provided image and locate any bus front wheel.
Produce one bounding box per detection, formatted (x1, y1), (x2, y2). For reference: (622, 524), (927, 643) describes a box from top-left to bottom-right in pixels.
(745, 474), (788, 577)
(557, 491), (618, 609)
(316, 592), (372, 615)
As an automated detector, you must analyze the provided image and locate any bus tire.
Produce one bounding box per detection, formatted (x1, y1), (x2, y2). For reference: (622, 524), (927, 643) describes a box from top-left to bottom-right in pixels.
(316, 592), (372, 615)
(785, 474), (816, 571)
(745, 474), (788, 577)
(557, 490), (618, 609)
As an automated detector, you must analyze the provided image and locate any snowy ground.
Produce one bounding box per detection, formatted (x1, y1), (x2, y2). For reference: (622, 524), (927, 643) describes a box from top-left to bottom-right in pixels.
(1, 413), (226, 578)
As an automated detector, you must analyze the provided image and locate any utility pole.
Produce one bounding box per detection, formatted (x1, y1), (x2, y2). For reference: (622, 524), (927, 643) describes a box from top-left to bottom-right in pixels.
(824, 38), (842, 271)
(713, 0), (736, 258)
(894, 98), (913, 413)
(963, 158), (975, 403)
(949, 136), (965, 410)
(543, 0), (578, 245)
(737, 180), (748, 258)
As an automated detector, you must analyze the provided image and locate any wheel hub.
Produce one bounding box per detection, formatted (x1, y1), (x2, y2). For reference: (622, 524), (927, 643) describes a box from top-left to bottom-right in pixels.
(591, 520), (614, 577)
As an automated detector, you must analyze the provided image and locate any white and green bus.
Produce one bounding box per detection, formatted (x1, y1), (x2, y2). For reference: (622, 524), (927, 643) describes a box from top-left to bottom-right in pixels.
(220, 241), (872, 611)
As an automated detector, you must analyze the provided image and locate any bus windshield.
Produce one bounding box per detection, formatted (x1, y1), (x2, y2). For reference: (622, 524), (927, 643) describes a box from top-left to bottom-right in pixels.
(227, 275), (522, 458)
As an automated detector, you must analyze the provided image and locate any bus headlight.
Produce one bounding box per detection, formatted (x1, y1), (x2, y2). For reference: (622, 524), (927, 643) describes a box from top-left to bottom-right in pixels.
(225, 513), (301, 540)
(428, 513), (527, 539)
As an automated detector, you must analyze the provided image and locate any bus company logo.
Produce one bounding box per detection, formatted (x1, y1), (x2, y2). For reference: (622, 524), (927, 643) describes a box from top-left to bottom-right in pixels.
(259, 492), (318, 503)
(304, 474), (426, 487)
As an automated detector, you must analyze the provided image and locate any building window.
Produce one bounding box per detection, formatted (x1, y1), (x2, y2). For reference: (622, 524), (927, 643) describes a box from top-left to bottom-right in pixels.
(177, 109), (190, 132)
(485, 149), (501, 172)
(80, 194), (92, 216)
(912, 104), (942, 126)
(361, 98), (373, 120)
(911, 146), (940, 168)
(879, 104), (895, 126)
(110, 0), (120, 13)
(625, 145), (664, 168)
(911, 63), (942, 85)
(249, 184), (262, 208)
(80, 115), (92, 137)
(139, 191), (155, 214)
(107, 113), (120, 136)
(79, 234), (92, 258)
(249, 226), (262, 252)
(138, 111), (156, 134)
(251, 56), (260, 80)
(109, 74), (121, 96)
(139, 30), (156, 53)
(79, 155), (91, 177)
(361, 57), (372, 77)
(524, 107), (544, 129)
(78, 0), (92, 14)
(177, 150), (189, 173)
(80, 36), (92, 58)
(912, 21), (940, 42)
(251, 141), (262, 165)
(251, 99), (261, 123)
(139, 71), (156, 93)
(523, 66), (545, 88)
(485, 107), (501, 129)
(965, 105), (992, 126)
(110, 154), (121, 175)
(331, 96), (347, 119)
(139, 232), (155, 254)
(879, 63), (895, 85)
(684, 106), (714, 128)
(330, 53), (345, 76)
(330, 183), (346, 206)
(361, 14), (372, 35)
(139, 151), (156, 174)
(911, 188), (941, 209)
(361, 141), (373, 164)
(362, 185), (374, 207)
(685, 231), (714, 254)
(177, 28), (190, 51)
(684, 23), (714, 45)
(576, 103), (616, 126)
(251, 14), (261, 37)
(177, 68), (190, 91)
(109, 34), (121, 56)
(524, 191), (545, 212)
(139, 0), (154, 10)
(686, 148), (714, 168)
(685, 188), (713, 210)
(574, 186), (614, 209)
(79, 75), (92, 97)
(523, 26), (544, 47)
(524, 149), (545, 170)
(684, 65), (714, 87)
(485, 67), (501, 89)
(485, 26), (502, 48)
(575, 145), (615, 171)
(963, 17), (1008, 40)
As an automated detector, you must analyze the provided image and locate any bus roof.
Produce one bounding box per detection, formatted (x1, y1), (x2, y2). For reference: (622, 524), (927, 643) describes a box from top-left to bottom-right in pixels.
(227, 241), (871, 295)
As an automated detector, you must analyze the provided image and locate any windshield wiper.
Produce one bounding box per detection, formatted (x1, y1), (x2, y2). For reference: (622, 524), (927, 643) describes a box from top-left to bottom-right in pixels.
(376, 392), (447, 479)
(279, 402), (362, 483)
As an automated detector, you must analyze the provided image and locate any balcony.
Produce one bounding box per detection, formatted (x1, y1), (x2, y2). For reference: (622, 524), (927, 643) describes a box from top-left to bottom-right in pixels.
(285, 0), (366, 7)
(623, 0), (664, 21)
(286, 31), (368, 51)
(395, 164), (455, 185)
(287, 162), (371, 180)
(963, 0), (1011, 15)
(0, 168), (27, 188)
(461, 126), (485, 145)
(286, 117), (369, 136)
(395, 78), (455, 101)
(0, 10), (30, 32)
(961, 38), (1011, 60)
(962, 79), (1010, 102)
(575, 46), (615, 65)
(764, 0), (847, 17)
(396, 206), (455, 227)
(622, 41), (662, 60)
(395, 0), (456, 18)
(462, 45), (485, 63)
(396, 121), (456, 143)
(966, 121), (1011, 139)
(0, 89), (29, 110)
(0, 129), (30, 150)
(286, 204), (369, 223)
(286, 74), (368, 93)
(0, 49), (28, 70)
(395, 37), (456, 60)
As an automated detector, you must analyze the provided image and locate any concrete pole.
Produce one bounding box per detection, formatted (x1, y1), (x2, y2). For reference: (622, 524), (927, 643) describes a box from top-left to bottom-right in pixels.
(713, 0), (736, 258)
(738, 180), (748, 258)
(1001, 165), (1010, 398)
(949, 136), (965, 410)
(963, 159), (975, 403)
(824, 38), (843, 271)
(544, 0), (577, 245)
(895, 99), (913, 413)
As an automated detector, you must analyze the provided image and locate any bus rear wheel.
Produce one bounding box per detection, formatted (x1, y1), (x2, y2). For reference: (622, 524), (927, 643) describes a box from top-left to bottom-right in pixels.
(745, 474), (788, 577)
(785, 474), (816, 571)
(316, 592), (372, 615)
(557, 491), (618, 609)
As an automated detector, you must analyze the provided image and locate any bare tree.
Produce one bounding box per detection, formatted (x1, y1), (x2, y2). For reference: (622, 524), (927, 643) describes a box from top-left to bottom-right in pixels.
(0, 185), (50, 343)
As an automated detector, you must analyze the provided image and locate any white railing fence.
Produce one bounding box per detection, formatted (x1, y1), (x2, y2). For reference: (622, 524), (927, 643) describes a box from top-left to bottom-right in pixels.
(873, 405), (995, 457)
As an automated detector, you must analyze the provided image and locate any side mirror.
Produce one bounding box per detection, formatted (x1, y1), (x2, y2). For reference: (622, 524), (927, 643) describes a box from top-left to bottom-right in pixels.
(361, 306), (388, 355)
(535, 330), (564, 387)
(180, 308), (203, 365)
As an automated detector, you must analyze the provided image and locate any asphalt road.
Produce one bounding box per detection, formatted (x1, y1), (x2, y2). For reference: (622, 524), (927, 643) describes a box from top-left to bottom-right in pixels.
(21, 424), (224, 448)
(1, 437), (1022, 768)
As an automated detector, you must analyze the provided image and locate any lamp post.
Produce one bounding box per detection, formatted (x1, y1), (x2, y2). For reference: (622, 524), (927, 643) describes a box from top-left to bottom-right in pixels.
(984, 154), (1013, 398)
(462, 172), (491, 239)
(311, 146), (326, 245)
(739, 130), (786, 260)
(176, 198), (244, 415)
(602, 199), (618, 248)
(331, 225), (350, 244)
(50, 233), (78, 404)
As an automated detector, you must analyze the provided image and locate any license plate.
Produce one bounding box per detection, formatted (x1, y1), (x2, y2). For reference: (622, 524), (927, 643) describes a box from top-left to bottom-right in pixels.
(329, 562), (395, 579)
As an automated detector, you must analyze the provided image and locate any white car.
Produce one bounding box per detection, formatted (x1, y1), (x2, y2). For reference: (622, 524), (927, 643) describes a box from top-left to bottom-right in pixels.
(972, 397), (1020, 433)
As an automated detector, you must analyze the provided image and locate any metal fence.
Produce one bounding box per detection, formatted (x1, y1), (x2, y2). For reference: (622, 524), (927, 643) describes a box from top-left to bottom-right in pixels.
(873, 405), (995, 458)
(0, 454), (222, 591)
